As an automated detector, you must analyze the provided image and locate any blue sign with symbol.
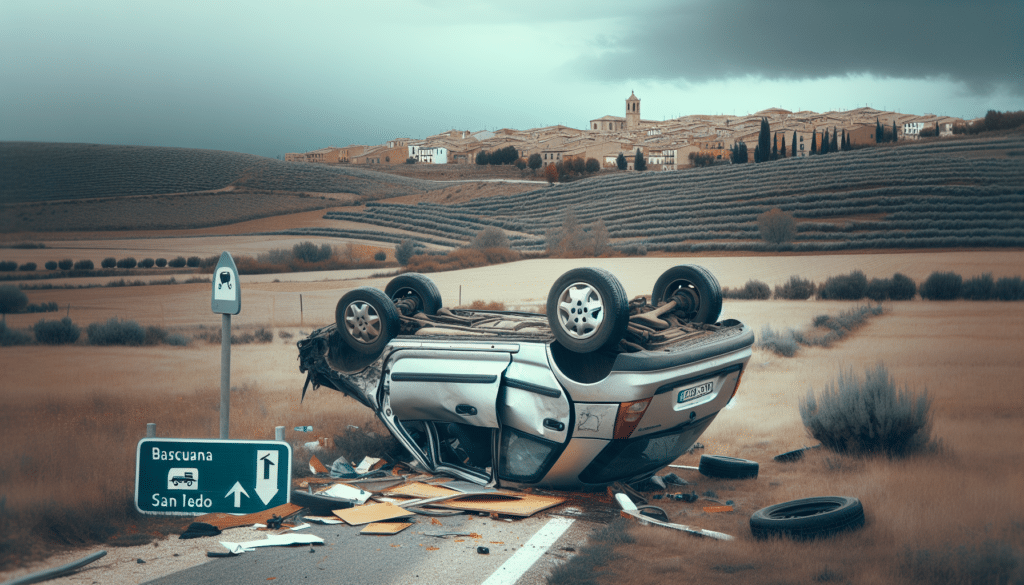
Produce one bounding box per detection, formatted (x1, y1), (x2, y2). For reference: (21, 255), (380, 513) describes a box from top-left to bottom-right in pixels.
(135, 438), (291, 515)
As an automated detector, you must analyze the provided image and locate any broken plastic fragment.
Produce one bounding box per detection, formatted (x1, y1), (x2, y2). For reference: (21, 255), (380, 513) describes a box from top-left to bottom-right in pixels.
(219, 533), (325, 554)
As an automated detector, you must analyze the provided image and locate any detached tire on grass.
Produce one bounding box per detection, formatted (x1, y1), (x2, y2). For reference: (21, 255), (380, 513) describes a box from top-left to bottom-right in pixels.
(750, 496), (865, 540)
(698, 454), (759, 479)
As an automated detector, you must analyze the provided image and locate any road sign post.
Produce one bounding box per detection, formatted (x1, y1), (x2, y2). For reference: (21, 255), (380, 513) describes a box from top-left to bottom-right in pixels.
(212, 252), (241, 439)
(136, 438), (290, 515)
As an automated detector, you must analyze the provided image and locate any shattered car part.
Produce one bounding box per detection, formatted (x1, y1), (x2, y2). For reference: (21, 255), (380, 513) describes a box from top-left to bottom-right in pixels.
(297, 266), (753, 489)
(615, 493), (733, 540)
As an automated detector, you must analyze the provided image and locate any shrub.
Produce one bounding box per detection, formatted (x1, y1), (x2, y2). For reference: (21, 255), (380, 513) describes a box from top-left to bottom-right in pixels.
(373, 251), (387, 262)
(920, 271), (962, 300)
(774, 275), (815, 300)
(395, 239), (417, 266)
(139, 258), (155, 269)
(0, 261), (16, 271)
(470, 226), (509, 250)
(800, 363), (935, 458)
(889, 273), (917, 300)
(724, 279), (771, 300)
(620, 242), (647, 256)
(24, 302), (59, 313)
(18, 262), (36, 271)
(116, 257), (137, 269)
(101, 257), (117, 268)
(514, 159), (526, 170)
(757, 325), (798, 357)
(994, 276), (1024, 300)
(544, 163), (558, 184)
(405, 156), (416, 164)
(254, 327), (274, 343)
(58, 259), (73, 270)
(73, 259), (94, 270)
(144, 325), (169, 345)
(757, 208), (797, 244)
(795, 305), (884, 348)
(33, 317), (81, 344)
(155, 258), (167, 268)
(165, 333), (189, 346)
(0, 321), (32, 346)
(865, 278), (891, 301)
(87, 317), (146, 346)
(186, 256), (201, 268)
(292, 241), (333, 263)
(168, 257), (187, 268)
(0, 284), (28, 317)
(818, 270), (868, 300)
(961, 273), (995, 300)
(44, 261), (58, 270)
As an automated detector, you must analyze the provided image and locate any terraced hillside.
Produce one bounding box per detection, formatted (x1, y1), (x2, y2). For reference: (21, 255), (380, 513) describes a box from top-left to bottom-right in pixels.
(0, 142), (444, 203)
(282, 135), (1024, 252)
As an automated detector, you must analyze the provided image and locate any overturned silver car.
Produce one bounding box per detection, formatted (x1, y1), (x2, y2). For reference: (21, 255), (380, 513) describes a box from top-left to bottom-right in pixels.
(297, 266), (753, 490)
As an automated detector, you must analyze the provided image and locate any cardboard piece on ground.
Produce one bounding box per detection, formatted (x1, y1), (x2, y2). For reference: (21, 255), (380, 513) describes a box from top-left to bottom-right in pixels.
(309, 454), (330, 475)
(321, 483), (372, 504)
(195, 503), (304, 531)
(354, 456), (382, 474)
(360, 522), (413, 535)
(384, 482), (459, 499)
(431, 491), (565, 518)
(333, 502), (416, 526)
(219, 533), (324, 554)
(703, 505), (734, 513)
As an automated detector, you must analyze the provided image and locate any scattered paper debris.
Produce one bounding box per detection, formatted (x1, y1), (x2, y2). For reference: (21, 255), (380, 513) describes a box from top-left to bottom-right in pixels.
(321, 483), (372, 505)
(354, 456), (382, 474)
(219, 533), (324, 554)
(195, 503), (304, 531)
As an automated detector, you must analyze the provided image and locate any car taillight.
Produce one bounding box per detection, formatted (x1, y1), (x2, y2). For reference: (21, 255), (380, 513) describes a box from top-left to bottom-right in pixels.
(613, 398), (651, 440)
(730, 369), (744, 401)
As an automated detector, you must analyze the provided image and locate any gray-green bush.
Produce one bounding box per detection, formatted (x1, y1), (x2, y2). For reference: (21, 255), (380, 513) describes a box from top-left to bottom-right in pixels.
(395, 239), (417, 266)
(865, 277), (891, 301)
(995, 276), (1024, 300)
(818, 270), (868, 300)
(724, 279), (771, 300)
(87, 318), (146, 346)
(292, 241), (333, 263)
(0, 285), (28, 318)
(961, 273), (995, 300)
(168, 256), (187, 268)
(0, 321), (32, 346)
(58, 259), (73, 270)
(757, 325), (799, 357)
(139, 258), (155, 269)
(889, 273), (917, 300)
(800, 363), (936, 458)
(33, 317), (81, 344)
(373, 251), (387, 262)
(920, 271), (962, 300)
(155, 258), (167, 268)
(794, 305), (884, 348)
(774, 275), (816, 300)
(101, 257), (117, 268)
(45, 261), (58, 270)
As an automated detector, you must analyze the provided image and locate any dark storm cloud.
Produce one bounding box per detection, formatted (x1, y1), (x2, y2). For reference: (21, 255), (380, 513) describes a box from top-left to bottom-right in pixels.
(577, 0), (1023, 94)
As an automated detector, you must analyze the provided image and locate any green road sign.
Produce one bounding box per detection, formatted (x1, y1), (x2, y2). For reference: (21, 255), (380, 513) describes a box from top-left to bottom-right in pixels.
(135, 438), (291, 515)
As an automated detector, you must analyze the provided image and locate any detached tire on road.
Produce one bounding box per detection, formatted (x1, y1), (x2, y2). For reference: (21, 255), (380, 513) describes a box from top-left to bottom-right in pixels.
(385, 273), (443, 316)
(750, 496), (865, 540)
(336, 287), (400, 356)
(698, 454), (759, 479)
(546, 267), (629, 354)
(651, 265), (723, 324)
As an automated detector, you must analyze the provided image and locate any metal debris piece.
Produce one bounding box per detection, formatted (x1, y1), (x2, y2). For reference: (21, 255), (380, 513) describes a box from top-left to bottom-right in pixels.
(615, 493), (733, 541)
(477, 547), (490, 554)
(1, 550), (108, 585)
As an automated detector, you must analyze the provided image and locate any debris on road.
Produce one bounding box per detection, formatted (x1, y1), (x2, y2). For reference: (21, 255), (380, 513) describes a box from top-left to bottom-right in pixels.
(179, 522), (222, 540)
(2, 550), (107, 585)
(218, 533), (325, 555)
(194, 503), (304, 531)
(615, 493), (733, 541)
(360, 522), (413, 535)
(308, 454), (330, 475)
(332, 502), (417, 525)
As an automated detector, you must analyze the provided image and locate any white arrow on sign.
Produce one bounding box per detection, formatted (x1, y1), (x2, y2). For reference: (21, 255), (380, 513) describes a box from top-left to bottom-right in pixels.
(225, 481), (249, 508)
(255, 450), (279, 505)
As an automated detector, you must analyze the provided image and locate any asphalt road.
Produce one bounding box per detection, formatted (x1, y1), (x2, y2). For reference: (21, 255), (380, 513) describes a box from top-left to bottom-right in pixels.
(142, 511), (600, 585)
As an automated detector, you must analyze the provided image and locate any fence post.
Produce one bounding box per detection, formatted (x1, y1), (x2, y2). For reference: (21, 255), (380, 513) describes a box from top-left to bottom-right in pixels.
(275, 426), (285, 441)
(146, 423), (156, 438)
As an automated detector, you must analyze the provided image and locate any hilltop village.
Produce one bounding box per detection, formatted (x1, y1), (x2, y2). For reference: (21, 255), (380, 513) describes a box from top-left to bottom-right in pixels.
(285, 93), (968, 171)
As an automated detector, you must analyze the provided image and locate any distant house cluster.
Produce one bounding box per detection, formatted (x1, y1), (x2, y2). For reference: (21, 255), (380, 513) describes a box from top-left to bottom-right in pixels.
(284, 93), (966, 169)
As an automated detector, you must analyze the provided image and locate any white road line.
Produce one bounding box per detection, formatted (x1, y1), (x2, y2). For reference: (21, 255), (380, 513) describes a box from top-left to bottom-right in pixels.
(481, 517), (575, 585)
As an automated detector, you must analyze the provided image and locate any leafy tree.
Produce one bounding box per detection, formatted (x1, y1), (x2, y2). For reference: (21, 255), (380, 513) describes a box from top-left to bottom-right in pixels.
(101, 257), (116, 268)
(791, 131), (797, 157)
(117, 257), (137, 269)
(475, 151), (489, 165)
(527, 153), (542, 171)
(292, 241), (332, 263)
(570, 156), (586, 176)
(544, 163), (558, 183)
(185, 256), (200, 268)
(19, 263), (36, 271)
(168, 256), (186, 268)
(0, 284), (28, 321)
(395, 239), (417, 266)
(585, 158), (600, 173)
(155, 258), (167, 267)
(45, 261), (57, 270)
(471, 226), (509, 249)
(634, 148), (646, 171)
(757, 208), (797, 244)
(58, 259), (73, 270)
(515, 158), (526, 170)
(615, 152), (627, 170)
(780, 134), (787, 158)
(73, 260), (93, 270)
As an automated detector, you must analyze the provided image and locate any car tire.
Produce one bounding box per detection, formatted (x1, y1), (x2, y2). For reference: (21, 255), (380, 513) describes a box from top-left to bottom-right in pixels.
(336, 287), (400, 356)
(750, 496), (865, 540)
(698, 454), (759, 479)
(651, 265), (723, 324)
(546, 267), (629, 354)
(385, 273), (442, 316)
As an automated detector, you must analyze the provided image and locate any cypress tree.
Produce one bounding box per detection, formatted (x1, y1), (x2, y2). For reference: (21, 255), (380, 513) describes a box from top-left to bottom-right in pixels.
(876, 118), (883, 143)
(811, 131), (817, 154)
(757, 118), (771, 163)
(772, 133), (778, 160)
(821, 128), (829, 154)
(892, 121), (898, 142)
(781, 134), (787, 158)
(831, 126), (839, 152)
(754, 145), (760, 163)
(791, 131), (797, 157)
(739, 142), (748, 163)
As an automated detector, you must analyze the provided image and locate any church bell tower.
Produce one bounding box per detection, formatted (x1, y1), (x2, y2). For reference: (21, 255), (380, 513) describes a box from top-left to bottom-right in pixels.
(626, 91), (640, 129)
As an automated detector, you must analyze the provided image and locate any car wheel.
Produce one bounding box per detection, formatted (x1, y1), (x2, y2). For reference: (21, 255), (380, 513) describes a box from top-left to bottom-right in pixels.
(385, 273), (442, 316)
(336, 287), (400, 356)
(651, 265), (723, 324)
(750, 496), (865, 540)
(546, 267), (629, 353)
(698, 454), (759, 479)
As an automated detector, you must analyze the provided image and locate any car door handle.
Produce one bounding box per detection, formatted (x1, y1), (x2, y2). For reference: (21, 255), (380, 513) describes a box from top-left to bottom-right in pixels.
(543, 419), (565, 432)
(456, 404), (478, 416)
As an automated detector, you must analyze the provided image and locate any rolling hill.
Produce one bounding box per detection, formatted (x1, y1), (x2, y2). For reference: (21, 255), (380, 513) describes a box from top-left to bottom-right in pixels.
(278, 134), (1024, 253)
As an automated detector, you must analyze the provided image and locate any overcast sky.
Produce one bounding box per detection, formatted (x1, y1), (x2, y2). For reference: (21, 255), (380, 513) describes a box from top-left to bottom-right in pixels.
(1, 0), (1021, 158)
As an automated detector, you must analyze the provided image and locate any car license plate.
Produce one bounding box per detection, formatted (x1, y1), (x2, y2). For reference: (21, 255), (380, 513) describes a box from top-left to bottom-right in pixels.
(677, 382), (714, 404)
